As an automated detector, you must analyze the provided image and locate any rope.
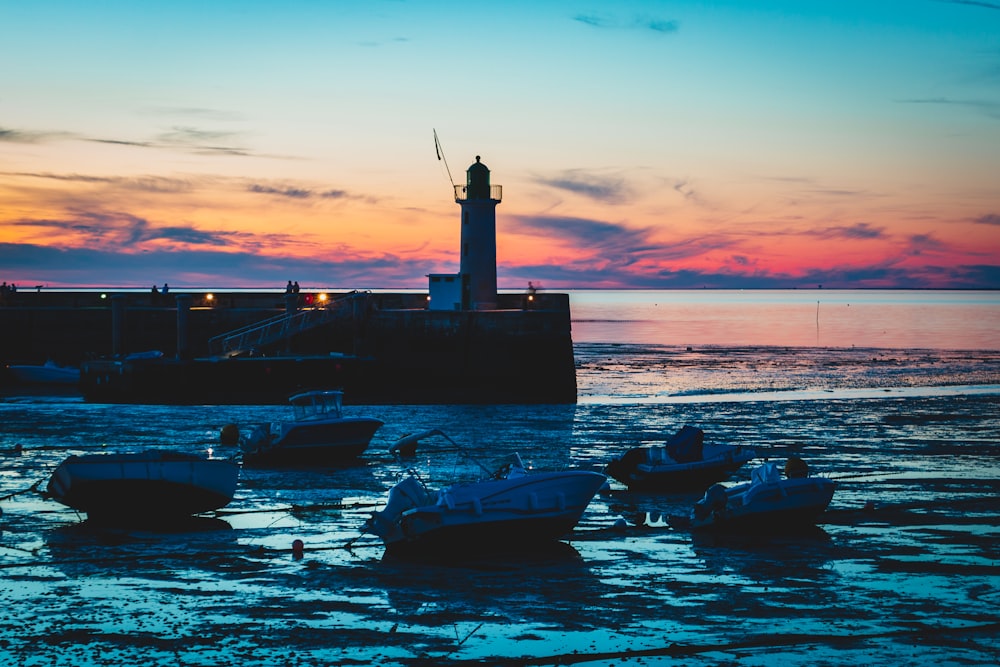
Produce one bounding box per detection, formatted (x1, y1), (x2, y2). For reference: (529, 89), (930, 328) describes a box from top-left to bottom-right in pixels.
(0, 479), (45, 502)
(212, 499), (382, 517)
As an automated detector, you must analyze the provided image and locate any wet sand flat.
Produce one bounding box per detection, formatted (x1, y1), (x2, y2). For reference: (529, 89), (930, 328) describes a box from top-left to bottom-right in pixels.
(1, 345), (998, 666)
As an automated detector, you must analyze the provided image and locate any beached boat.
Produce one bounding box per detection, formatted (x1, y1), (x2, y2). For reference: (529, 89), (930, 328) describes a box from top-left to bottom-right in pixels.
(672, 458), (835, 533)
(240, 390), (383, 466)
(605, 425), (756, 492)
(45, 451), (239, 521)
(6, 360), (80, 386)
(365, 429), (607, 556)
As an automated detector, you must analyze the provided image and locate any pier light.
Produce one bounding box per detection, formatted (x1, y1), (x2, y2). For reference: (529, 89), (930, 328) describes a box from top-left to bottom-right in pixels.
(206, 293), (214, 302)
(100, 293), (107, 300)
(318, 293), (328, 303)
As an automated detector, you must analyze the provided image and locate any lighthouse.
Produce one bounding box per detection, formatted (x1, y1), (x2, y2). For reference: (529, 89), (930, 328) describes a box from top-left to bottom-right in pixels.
(457, 156), (501, 310)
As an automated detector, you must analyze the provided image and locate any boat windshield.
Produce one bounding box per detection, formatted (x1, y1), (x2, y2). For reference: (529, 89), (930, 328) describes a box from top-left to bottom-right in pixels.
(290, 391), (344, 421)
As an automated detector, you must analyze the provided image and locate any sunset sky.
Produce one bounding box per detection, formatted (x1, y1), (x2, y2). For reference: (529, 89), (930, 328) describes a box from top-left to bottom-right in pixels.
(2, 0), (999, 290)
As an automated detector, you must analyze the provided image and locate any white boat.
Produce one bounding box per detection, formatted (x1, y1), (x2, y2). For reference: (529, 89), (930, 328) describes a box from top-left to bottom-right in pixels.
(240, 390), (383, 466)
(675, 458), (835, 533)
(365, 429), (607, 556)
(46, 451), (239, 521)
(605, 425), (756, 492)
(6, 360), (80, 386)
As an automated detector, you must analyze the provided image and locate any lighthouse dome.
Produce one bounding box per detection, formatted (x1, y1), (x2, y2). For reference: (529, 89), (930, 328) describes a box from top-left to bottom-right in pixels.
(466, 156), (491, 199)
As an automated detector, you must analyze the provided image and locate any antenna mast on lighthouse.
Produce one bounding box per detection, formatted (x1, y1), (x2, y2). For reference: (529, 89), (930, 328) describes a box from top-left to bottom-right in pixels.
(433, 128), (456, 189)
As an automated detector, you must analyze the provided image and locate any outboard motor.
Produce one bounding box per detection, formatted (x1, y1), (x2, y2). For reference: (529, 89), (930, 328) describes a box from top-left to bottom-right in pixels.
(366, 475), (432, 538)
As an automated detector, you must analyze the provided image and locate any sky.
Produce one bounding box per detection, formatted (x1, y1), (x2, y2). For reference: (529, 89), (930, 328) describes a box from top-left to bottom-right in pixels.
(2, 0), (999, 290)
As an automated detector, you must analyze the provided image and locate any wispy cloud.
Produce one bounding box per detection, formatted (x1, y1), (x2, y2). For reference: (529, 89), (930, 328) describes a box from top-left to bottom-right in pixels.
(573, 13), (679, 34)
(11, 212), (233, 249)
(139, 107), (246, 122)
(154, 125), (256, 156)
(536, 170), (631, 204)
(937, 0), (1000, 11)
(88, 138), (156, 148)
(511, 215), (652, 251)
(905, 233), (950, 256)
(974, 213), (1000, 225)
(0, 241), (448, 289)
(248, 183), (352, 200)
(2, 171), (195, 193)
(897, 97), (1000, 119)
(509, 214), (741, 269)
(812, 222), (887, 240)
(0, 127), (72, 143)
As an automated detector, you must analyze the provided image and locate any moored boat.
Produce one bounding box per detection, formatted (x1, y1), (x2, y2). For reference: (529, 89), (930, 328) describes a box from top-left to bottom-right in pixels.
(6, 360), (80, 386)
(673, 458), (835, 533)
(45, 450), (239, 521)
(365, 429), (607, 557)
(240, 390), (383, 466)
(605, 425), (755, 492)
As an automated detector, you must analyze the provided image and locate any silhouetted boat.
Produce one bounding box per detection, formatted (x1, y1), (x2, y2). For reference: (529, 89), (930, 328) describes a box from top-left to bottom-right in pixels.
(672, 459), (834, 533)
(240, 390), (383, 466)
(365, 429), (606, 556)
(605, 425), (755, 492)
(46, 451), (239, 521)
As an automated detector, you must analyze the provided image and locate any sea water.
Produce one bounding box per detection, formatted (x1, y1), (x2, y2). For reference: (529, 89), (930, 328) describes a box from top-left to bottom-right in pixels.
(1, 290), (998, 666)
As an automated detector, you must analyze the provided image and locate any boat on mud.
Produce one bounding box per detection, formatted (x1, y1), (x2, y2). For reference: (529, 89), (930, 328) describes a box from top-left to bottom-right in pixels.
(672, 457), (835, 533)
(45, 450), (239, 522)
(364, 429), (607, 557)
(605, 425), (756, 492)
(240, 390), (383, 466)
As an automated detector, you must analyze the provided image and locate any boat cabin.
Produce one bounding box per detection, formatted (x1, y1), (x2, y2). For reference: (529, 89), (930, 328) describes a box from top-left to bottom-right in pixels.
(289, 390), (345, 421)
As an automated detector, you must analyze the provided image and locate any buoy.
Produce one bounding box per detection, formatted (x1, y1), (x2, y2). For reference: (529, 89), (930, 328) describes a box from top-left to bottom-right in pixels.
(220, 423), (240, 445)
(292, 539), (304, 559)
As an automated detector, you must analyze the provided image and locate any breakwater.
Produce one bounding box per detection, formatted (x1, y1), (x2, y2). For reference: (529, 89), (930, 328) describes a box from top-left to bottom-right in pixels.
(0, 290), (576, 404)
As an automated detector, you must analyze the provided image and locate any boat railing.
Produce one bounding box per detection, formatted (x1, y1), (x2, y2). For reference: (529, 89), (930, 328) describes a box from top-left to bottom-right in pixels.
(207, 291), (366, 357)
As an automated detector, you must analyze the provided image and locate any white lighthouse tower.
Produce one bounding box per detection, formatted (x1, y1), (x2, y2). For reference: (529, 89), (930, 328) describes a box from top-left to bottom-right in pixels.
(456, 156), (501, 310)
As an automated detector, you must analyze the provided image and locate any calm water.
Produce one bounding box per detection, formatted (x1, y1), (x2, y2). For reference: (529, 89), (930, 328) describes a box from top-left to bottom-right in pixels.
(1, 290), (998, 666)
(569, 289), (1000, 349)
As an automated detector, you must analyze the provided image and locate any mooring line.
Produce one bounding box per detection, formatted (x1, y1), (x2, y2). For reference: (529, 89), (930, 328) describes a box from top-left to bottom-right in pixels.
(0, 479), (44, 502)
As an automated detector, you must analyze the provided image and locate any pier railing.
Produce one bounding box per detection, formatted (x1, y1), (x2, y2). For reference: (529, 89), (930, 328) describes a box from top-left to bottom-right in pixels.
(207, 291), (367, 357)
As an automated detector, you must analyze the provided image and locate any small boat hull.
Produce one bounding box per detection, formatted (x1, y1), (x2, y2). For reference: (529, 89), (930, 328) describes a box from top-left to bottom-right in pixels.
(685, 476), (835, 533)
(607, 442), (756, 493)
(242, 418), (383, 466)
(369, 469), (607, 556)
(241, 390), (383, 466)
(46, 451), (239, 521)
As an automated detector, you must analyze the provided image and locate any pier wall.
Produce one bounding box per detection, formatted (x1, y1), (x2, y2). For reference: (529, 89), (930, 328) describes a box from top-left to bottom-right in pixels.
(0, 291), (576, 404)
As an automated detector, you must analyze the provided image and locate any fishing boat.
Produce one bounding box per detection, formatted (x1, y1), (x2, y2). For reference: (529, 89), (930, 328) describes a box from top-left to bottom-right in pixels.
(605, 425), (756, 492)
(364, 429), (607, 556)
(45, 450), (239, 521)
(240, 390), (383, 466)
(672, 458), (835, 533)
